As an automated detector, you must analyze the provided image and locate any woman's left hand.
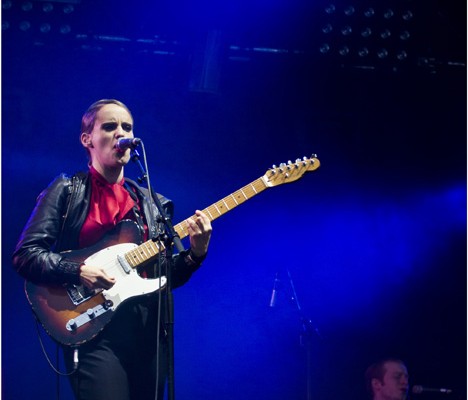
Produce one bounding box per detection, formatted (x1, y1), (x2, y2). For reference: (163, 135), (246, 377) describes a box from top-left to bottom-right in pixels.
(187, 210), (212, 258)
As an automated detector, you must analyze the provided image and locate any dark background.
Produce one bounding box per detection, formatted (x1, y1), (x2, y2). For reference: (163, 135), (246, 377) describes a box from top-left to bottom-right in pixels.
(2, 0), (466, 399)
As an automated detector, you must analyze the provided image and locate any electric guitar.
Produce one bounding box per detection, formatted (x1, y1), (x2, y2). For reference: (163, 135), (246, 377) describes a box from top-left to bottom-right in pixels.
(25, 156), (320, 346)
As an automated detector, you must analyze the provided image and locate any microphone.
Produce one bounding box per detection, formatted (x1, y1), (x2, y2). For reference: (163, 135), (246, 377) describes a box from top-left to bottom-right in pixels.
(412, 385), (453, 394)
(115, 137), (141, 152)
(269, 273), (279, 307)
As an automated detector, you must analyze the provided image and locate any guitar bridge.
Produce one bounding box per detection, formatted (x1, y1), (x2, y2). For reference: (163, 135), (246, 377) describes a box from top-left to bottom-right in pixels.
(66, 284), (100, 306)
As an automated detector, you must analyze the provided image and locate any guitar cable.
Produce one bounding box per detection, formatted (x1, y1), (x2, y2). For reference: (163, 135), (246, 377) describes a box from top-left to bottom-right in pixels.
(35, 318), (79, 376)
(34, 318), (79, 400)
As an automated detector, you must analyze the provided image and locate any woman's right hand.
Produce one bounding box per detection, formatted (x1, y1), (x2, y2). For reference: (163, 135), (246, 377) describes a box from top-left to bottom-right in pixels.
(79, 264), (116, 290)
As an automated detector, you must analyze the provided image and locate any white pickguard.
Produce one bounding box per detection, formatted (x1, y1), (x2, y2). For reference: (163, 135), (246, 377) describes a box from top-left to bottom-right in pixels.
(83, 242), (167, 310)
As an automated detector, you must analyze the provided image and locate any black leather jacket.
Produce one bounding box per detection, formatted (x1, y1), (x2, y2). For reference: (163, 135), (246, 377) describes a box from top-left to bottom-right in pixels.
(13, 171), (200, 287)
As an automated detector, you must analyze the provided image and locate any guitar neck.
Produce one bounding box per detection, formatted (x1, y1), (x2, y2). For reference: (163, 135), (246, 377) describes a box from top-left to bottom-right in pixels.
(123, 156), (320, 269)
(175, 176), (268, 239)
(124, 177), (268, 268)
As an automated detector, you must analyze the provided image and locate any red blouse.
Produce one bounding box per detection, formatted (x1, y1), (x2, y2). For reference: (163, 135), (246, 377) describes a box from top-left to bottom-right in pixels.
(79, 167), (135, 248)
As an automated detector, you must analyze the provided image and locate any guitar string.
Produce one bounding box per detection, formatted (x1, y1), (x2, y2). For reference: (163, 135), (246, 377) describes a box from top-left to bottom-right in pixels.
(80, 160), (314, 278)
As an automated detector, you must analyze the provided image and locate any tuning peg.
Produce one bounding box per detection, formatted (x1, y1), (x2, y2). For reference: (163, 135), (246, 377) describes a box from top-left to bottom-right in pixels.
(287, 160), (299, 169)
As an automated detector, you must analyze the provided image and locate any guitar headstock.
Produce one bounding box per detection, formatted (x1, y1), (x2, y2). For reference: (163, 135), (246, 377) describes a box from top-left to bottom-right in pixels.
(261, 155), (320, 187)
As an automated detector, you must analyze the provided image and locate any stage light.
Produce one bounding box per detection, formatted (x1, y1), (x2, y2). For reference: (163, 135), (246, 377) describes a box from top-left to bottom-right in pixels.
(358, 47), (369, 57)
(380, 29), (391, 39)
(60, 24), (71, 34)
(319, 3), (414, 71)
(396, 50), (408, 61)
(19, 20), (31, 31)
(402, 10), (414, 21)
(252, 47), (288, 54)
(322, 23), (333, 34)
(319, 43), (330, 54)
(377, 48), (388, 59)
(2, 0), (81, 42)
(364, 8), (375, 18)
(325, 4), (336, 14)
(338, 45), (349, 56)
(383, 9), (394, 19)
(400, 30), (410, 41)
(361, 27), (372, 38)
(63, 4), (74, 14)
(95, 35), (131, 43)
(42, 3), (53, 12)
(344, 6), (355, 16)
(39, 22), (50, 33)
(21, 2), (33, 11)
(341, 25), (352, 36)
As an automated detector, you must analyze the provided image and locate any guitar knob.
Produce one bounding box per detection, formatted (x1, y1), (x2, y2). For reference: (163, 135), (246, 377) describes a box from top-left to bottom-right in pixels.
(68, 319), (77, 330)
(104, 300), (113, 310)
(86, 309), (95, 318)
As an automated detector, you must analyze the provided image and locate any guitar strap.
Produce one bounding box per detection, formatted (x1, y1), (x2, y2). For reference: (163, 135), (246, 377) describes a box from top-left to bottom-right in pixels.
(123, 182), (146, 243)
(56, 172), (88, 252)
(124, 181), (168, 280)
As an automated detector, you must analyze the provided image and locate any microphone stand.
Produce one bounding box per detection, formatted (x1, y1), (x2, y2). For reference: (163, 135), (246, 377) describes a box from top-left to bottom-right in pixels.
(285, 269), (321, 400)
(131, 149), (184, 400)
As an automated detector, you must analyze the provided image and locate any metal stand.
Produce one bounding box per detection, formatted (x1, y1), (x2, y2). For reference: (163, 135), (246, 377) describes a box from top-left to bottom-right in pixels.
(131, 147), (184, 400)
(285, 269), (321, 400)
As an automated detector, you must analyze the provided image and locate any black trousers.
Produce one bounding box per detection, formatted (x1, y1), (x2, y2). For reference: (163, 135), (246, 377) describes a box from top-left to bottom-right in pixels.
(64, 296), (168, 400)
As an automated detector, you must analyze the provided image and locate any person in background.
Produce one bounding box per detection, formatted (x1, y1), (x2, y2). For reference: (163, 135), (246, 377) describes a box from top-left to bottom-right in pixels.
(13, 99), (212, 400)
(365, 358), (409, 400)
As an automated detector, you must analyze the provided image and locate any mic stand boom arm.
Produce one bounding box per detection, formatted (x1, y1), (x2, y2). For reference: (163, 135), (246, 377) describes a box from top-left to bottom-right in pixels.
(131, 148), (183, 400)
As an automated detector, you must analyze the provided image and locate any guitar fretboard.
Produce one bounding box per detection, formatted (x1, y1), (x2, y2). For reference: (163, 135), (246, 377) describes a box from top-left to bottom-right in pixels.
(175, 177), (268, 238)
(122, 156), (320, 269)
(123, 177), (268, 268)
